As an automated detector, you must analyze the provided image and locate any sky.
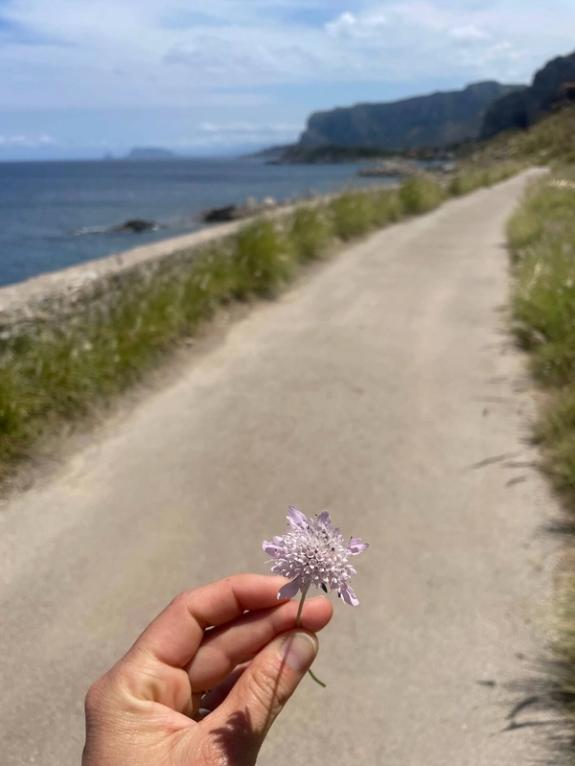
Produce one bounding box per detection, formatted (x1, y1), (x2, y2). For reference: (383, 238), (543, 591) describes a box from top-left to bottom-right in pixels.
(0, 0), (574, 159)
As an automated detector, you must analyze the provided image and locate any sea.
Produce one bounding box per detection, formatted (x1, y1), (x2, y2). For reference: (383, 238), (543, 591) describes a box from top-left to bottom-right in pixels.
(0, 157), (393, 288)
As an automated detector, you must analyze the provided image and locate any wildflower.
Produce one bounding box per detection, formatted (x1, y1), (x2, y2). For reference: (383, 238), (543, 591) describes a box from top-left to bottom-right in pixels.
(263, 506), (368, 607)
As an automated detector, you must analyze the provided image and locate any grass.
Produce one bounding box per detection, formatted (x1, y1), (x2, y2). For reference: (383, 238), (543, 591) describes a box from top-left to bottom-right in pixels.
(448, 161), (524, 197)
(288, 207), (332, 262)
(508, 169), (575, 757)
(0, 167), (520, 480)
(509, 176), (575, 386)
(467, 103), (575, 168)
(399, 175), (446, 213)
(327, 190), (379, 240)
(232, 220), (295, 297)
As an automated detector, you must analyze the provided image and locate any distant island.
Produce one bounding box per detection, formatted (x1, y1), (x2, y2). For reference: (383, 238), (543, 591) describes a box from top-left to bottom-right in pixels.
(125, 147), (178, 160)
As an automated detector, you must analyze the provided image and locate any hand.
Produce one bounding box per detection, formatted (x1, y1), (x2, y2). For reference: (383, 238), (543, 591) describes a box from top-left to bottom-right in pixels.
(83, 574), (333, 765)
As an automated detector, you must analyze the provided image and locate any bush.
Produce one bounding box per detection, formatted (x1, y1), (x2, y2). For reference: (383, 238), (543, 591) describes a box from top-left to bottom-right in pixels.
(370, 189), (405, 226)
(448, 172), (480, 196)
(328, 191), (376, 240)
(288, 207), (332, 262)
(399, 176), (445, 214)
(232, 219), (294, 298)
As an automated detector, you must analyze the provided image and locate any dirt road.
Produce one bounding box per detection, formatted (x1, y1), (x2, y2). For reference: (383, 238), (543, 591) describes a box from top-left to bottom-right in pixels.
(0, 171), (553, 765)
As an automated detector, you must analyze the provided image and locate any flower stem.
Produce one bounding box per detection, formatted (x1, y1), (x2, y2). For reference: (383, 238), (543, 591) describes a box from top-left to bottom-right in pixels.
(295, 584), (310, 626)
(295, 585), (326, 689)
(307, 668), (327, 688)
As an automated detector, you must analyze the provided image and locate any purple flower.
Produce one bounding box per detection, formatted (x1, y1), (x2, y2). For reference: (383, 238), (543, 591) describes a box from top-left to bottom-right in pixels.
(263, 506), (368, 606)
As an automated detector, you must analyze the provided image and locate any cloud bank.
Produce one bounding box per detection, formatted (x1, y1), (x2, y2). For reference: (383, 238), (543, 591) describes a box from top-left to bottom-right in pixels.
(0, 0), (574, 155)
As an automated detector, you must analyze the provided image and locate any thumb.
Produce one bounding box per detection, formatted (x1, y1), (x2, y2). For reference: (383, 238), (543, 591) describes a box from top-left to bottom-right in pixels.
(205, 631), (319, 763)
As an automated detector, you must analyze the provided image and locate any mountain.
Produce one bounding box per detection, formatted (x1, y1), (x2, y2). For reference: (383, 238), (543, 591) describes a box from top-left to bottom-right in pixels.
(482, 51), (575, 139)
(289, 81), (522, 158)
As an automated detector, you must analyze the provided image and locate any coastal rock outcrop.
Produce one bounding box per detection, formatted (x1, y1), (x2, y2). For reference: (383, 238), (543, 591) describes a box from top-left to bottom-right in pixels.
(201, 197), (278, 223)
(112, 219), (161, 234)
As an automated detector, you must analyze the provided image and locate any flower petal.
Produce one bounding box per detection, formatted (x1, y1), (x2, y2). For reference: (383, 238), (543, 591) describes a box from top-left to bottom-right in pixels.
(287, 506), (309, 529)
(317, 510), (334, 528)
(340, 583), (360, 606)
(262, 540), (283, 557)
(348, 537), (369, 556)
(277, 577), (302, 601)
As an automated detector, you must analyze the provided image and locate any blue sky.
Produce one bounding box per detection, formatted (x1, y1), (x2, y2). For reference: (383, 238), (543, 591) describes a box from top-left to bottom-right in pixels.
(0, 0), (574, 159)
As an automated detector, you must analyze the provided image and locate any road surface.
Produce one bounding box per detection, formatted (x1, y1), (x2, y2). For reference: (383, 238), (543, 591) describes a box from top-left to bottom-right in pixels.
(0, 171), (554, 765)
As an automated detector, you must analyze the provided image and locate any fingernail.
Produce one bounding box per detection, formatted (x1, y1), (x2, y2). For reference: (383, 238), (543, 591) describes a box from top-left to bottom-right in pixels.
(281, 632), (318, 672)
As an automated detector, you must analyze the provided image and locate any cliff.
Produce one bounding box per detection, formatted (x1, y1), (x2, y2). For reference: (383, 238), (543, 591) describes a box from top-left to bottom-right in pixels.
(291, 81), (522, 157)
(482, 51), (575, 139)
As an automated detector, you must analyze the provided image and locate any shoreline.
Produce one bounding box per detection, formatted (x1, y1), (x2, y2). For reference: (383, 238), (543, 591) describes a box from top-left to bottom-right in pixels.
(0, 219), (242, 327)
(0, 185), (396, 332)
(0, 157), (400, 294)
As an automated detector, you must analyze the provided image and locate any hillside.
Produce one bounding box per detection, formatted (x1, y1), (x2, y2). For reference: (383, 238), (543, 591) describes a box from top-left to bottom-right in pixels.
(289, 81), (522, 158)
(482, 51), (575, 139)
(469, 102), (575, 166)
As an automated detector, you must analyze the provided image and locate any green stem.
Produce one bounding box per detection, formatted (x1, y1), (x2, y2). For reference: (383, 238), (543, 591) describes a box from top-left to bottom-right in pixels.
(295, 585), (326, 689)
(295, 584), (310, 626)
(307, 668), (327, 688)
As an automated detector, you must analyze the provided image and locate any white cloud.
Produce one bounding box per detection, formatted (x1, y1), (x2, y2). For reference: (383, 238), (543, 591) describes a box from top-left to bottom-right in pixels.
(0, 0), (574, 112)
(198, 121), (300, 134)
(326, 10), (388, 39)
(323, 2), (575, 84)
(163, 36), (322, 85)
(326, 4), (490, 44)
(187, 120), (301, 146)
(0, 132), (55, 147)
(449, 25), (489, 42)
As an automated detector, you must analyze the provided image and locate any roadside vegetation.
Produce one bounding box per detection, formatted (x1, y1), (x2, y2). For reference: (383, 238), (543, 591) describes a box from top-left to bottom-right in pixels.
(0, 167), (521, 480)
(465, 103), (575, 169)
(448, 161), (521, 196)
(508, 169), (575, 756)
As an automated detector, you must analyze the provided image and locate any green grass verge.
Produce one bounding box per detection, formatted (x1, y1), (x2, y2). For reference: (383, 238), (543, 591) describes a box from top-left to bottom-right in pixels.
(508, 169), (575, 752)
(448, 161), (524, 197)
(399, 175), (447, 213)
(0, 168), (519, 479)
(510, 175), (575, 387)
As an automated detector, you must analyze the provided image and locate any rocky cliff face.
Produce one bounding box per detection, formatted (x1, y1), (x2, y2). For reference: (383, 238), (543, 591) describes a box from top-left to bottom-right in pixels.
(482, 51), (575, 139)
(295, 81), (522, 153)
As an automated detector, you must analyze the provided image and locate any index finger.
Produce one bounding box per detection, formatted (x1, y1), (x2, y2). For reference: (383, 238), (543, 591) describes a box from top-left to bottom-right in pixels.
(127, 574), (292, 668)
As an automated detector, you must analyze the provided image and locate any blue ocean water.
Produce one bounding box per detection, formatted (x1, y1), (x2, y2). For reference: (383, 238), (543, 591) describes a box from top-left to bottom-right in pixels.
(0, 158), (391, 287)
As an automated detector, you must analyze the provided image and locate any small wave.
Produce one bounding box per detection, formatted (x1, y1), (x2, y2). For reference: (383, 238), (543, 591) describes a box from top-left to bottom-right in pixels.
(71, 225), (110, 237)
